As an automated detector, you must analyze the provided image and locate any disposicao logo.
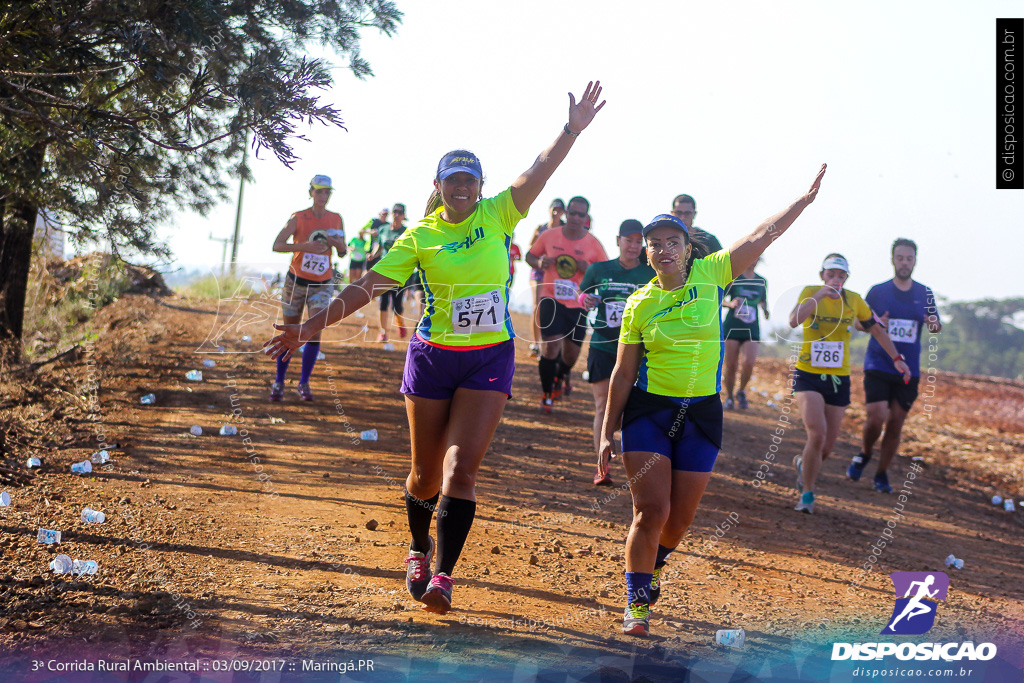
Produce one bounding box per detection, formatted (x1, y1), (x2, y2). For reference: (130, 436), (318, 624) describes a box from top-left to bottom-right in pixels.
(831, 572), (997, 662)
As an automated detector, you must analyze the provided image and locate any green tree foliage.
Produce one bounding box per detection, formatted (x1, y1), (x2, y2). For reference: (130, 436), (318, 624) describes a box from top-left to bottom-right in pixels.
(0, 0), (401, 360)
(934, 298), (1024, 380)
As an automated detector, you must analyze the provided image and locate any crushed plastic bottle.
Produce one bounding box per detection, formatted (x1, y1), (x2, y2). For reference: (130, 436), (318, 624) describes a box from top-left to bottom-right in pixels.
(72, 559), (98, 575)
(50, 554), (73, 574)
(217, 346), (227, 353)
(140, 393), (156, 405)
(37, 528), (62, 544)
(355, 312), (365, 319)
(185, 370), (203, 381)
(382, 342), (395, 352)
(81, 508), (106, 523)
(716, 628), (746, 648)
(71, 460), (93, 474)
(360, 429), (378, 441)
(992, 495), (1003, 505)
(774, 392), (785, 400)
(241, 335), (252, 342)
(317, 351), (327, 361)
(202, 359), (216, 368)
(26, 457), (42, 468)
(219, 424), (238, 436)
(1005, 499), (1016, 512)
(945, 553), (964, 570)
(90, 450), (110, 464)
(361, 324), (370, 333)
(0, 491), (10, 506)
(581, 371), (591, 382)
(190, 425), (203, 436)
(766, 400), (777, 408)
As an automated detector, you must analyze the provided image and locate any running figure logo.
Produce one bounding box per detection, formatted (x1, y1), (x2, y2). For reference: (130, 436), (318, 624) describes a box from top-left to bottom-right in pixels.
(881, 572), (948, 635)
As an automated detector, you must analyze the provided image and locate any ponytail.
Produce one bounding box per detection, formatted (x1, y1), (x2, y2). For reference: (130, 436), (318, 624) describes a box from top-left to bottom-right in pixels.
(686, 234), (711, 271)
(424, 189), (443, 217)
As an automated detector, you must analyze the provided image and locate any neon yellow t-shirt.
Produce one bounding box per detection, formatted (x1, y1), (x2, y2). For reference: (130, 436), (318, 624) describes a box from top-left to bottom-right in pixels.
(619, 250), (734, 397)
(371, 188), (526, 348)
(795, 286), (874, 376)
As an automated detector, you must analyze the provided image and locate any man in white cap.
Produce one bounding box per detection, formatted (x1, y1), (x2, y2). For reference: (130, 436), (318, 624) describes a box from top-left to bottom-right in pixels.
(270, 174), (346, 401)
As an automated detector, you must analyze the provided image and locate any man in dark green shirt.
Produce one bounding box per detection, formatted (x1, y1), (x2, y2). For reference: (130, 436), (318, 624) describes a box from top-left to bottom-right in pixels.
(671, 193), (723, 254)
(579, 219), (655, 486)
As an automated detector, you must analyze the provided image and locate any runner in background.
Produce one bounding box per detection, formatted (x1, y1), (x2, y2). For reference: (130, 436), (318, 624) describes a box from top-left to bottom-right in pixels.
(509, 241), (522, 285)
(364, 208), (388, 272)
(721, 260), (769, 409)
(671, 194), (723, 254)
(846, 238), (941, 492)
(347, 227), (370, 283)
(579, 219), (654, 486)
(789, 254), (910, 514)
(265, 80), (606, 616)
(527, 199), (566, 355)
(371, 203), (410, 341)
(526, 196), (608, 412)
(269, 174), (346, 402)
(600, 165), (828, 637)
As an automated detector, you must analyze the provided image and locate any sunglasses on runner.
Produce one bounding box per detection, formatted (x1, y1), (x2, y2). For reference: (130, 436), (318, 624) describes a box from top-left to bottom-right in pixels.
(567, 210), (588, 218)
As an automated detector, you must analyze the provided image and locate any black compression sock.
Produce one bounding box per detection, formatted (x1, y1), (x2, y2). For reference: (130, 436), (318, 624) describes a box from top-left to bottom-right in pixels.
(539, 356), (558, 393)
(405, 490), (439, 553)
(435, 495), (476, 576)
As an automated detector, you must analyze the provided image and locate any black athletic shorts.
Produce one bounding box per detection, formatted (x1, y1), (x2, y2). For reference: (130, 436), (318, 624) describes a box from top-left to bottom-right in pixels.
(792, 368), (851, 407)
(864, 370), (919, 411)
(586, 347), (616, 383)
(723, 324), (760, 344)
(537, 297), (587, 346)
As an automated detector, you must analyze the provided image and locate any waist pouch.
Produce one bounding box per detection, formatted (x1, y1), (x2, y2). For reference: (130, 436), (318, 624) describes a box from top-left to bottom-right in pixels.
(622, 387), (723, 449)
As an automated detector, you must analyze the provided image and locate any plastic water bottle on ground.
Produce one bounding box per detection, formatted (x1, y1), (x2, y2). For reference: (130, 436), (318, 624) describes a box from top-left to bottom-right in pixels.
(241, 335), (252, 342)
(26, 457), (41, 468)
(355, 312), (365, 318)
(361, 324), (369, 332)
(217, 346), (226, 353)
(0, 492), (10, 506)
(383, 342), (395, 352)
(185, 370), (203, 381)
(50, 555), (73, 574)
(317, 351), (326, 360)
(81, 508), (106, 523)
(991, 495), (1003, 505)
(90, 450), (110, 464)
(37, 528), (62, 544)
(190, 425), (203, 436)
(71, 460), (93, 474)
(945, 554), (964, 570)
(716, 628), (746, 648)
(219, 424), (238, 436)
(72, 560), (98, 575)
(581, 371), (590, 381)
(1005, 499), (1016, 512)
(203, 359), (216, 368)
(140, 393), (156, 405)
(360, 429), (378, 441)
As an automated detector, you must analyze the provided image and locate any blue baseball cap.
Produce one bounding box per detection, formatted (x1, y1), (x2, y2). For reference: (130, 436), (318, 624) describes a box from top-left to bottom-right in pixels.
(437, 150), (482, 180)
(641, 214), (690, 239)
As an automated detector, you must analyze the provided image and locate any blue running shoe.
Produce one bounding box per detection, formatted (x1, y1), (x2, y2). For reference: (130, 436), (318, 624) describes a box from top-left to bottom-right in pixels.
(873, 472), (893, 494)
(795, 491), (815, 514)
(622, 602), (651, 636)
(847, 452), (869, 481)
(404, 536), (434, 601)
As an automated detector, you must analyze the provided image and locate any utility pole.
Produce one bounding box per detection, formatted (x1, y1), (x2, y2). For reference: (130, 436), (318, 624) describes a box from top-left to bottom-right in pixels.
(229, 130), (248, 276)
(208, 233), (234, 276)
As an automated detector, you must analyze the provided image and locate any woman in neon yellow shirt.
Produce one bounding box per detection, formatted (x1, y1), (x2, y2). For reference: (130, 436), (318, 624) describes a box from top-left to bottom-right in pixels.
(265, 81), (606, 616)
(788, 254), (910, 514)
(600, 165), (825, 638)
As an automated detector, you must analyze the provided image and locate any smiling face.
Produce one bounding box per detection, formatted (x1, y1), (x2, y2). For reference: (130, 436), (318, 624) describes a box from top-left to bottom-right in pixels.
(618, 233), (644, 263)
(434, 171), (481, 218)
(819, 267), (849, 296)
(645, 226), (691, 278)
(892, 245), (916, 281)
